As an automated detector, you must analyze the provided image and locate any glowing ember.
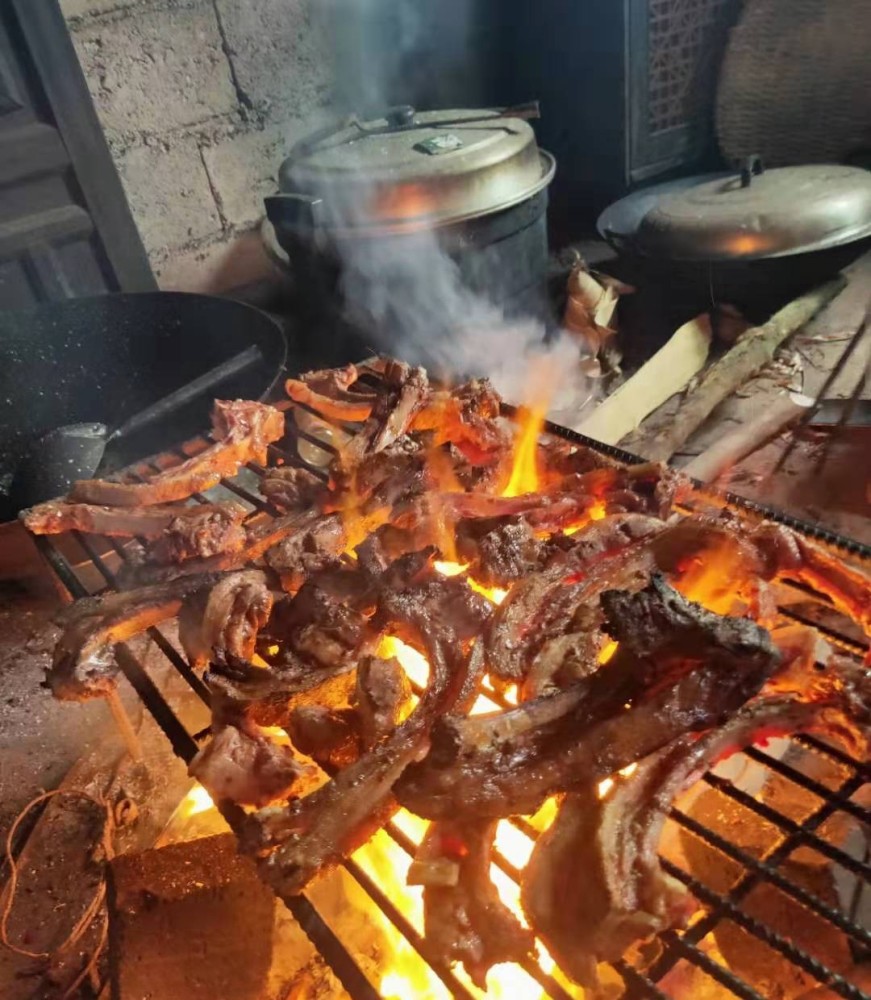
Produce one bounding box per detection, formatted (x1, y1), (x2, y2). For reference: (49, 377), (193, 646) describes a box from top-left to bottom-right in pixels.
(588, 500), (607, 521)
(433, 559), (468, 577)
(259, 724), (291, 745)
(495, 819), (535, 869)
(378, 635), (429, 688)
(597, 776), (616, 798)
(469, 579), (508, 605)
(598, 639), (618, 664)
(469, 694), (497, 716)
(673, 536), (751, 616)
(597, 761), (639, 800)
(353, 829), (449, 1000)
(433, 559), (508, 606)
(356, 817), (554, 1000)
(527, 797), (558, 834)
(503, 405), (545, 498)
(179, 783), (214, 817)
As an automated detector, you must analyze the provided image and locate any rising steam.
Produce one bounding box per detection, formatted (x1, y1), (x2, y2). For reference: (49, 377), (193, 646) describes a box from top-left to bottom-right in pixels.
(314, 0), (596, 415)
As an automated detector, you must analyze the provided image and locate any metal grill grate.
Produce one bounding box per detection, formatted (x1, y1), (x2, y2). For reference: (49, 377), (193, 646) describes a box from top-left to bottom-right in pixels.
(31, 390), (871, 1000)
(647, 0), (736, 135)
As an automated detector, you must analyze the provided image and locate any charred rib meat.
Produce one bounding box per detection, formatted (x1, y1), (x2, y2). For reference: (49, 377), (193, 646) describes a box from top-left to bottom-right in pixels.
(50, 573), (226, 700)
(71, 400), (284, 506)
(32, 359), (871, 991)
(396, 576), (781, 819)
(409, 820), (535, 987)
(522, 666), (869, 986)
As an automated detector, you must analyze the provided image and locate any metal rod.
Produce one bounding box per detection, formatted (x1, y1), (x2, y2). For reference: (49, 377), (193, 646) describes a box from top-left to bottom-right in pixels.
(742, 745), (871, 825)
(343, 858), (479, 1000)
(109, 345), (263, 443)
(772, 308), (869, 474)
(281, 894), (383, 1000)
(671, 807), (871, 948)
(814, 352), (871, 474)
(662, 859), (867, 1000)
(530, 410), (871, 562)
(113, 643), (200, 763)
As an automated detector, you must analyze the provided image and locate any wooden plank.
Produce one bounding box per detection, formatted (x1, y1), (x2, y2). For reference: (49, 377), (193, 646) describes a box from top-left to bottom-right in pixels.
(0, 203), (92, 260)
(0, 122), (68, 185)
(10, 0), (156, 292)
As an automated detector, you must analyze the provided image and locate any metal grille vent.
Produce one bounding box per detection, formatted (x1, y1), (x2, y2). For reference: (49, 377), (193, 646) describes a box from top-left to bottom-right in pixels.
(647, 0), (736, 135)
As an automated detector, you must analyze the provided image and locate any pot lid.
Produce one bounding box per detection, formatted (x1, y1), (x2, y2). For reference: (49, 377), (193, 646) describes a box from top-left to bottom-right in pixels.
(276, 105), (555, 234)
(632, 160), (871, 261)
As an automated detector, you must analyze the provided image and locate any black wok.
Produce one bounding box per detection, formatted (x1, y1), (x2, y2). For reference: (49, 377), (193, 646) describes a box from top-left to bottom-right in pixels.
(0, 292), (287, 518)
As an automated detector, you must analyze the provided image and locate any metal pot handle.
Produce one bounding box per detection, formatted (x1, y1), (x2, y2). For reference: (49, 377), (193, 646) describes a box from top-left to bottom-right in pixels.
(264, 193), (324, 230)
(740, 155), (765, 188)
(602, 226), (633, 252)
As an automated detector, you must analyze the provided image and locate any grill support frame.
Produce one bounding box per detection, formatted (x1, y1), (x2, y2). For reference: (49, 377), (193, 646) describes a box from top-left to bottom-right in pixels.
(27, 391), (871, 1000)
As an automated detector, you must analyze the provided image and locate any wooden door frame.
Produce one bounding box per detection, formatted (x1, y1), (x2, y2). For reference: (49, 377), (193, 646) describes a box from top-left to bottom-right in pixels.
(9, 0), (156, 291)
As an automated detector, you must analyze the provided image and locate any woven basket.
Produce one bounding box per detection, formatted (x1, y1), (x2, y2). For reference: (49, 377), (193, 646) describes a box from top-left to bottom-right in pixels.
(716, 0), (871, 167)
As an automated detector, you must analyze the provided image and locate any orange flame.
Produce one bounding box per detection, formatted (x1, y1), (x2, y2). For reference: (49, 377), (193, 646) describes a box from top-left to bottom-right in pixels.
(502, 355), (558, 499)
(179, 783), (214, 818)
(672, 536), (752, 616)
(588, 500), (607, 521)
(354, 814), (556, 1000)
(503, 404), (545, 498)
(378, 634), (429, 689)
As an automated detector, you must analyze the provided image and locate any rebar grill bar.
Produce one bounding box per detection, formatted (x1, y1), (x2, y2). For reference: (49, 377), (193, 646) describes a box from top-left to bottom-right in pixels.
(31, 392), (870, 1000)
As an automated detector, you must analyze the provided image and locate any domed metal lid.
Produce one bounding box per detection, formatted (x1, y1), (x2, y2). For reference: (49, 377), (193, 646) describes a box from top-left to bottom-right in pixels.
(275, 105), (555, 234)
(634, 160), (871, 261)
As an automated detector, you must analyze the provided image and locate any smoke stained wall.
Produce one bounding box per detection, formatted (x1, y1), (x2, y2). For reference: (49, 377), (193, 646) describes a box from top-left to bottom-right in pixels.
(323, 0), (503, 114)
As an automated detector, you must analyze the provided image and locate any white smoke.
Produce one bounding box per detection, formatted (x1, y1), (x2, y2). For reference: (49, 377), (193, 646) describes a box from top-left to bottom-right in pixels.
(314, 0), (596, 415)
(335, 223), (594, 411)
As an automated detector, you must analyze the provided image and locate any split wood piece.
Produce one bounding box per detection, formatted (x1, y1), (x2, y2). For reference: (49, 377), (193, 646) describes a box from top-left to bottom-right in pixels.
(576, 313), (712, 446)
(642, 278), (847, 463)
(683, 392), (813, 483)
(563, 264), (634, 356)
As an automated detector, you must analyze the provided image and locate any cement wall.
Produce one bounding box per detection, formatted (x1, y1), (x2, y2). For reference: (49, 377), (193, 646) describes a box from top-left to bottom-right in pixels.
(61, 0), (334, 294)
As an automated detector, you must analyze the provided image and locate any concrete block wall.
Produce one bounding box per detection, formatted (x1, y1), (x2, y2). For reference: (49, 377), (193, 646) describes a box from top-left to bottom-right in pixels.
(61, 0), (334, 294)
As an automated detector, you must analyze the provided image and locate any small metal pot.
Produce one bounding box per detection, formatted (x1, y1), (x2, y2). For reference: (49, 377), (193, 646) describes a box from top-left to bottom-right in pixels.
(597, 160), (871, 318)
